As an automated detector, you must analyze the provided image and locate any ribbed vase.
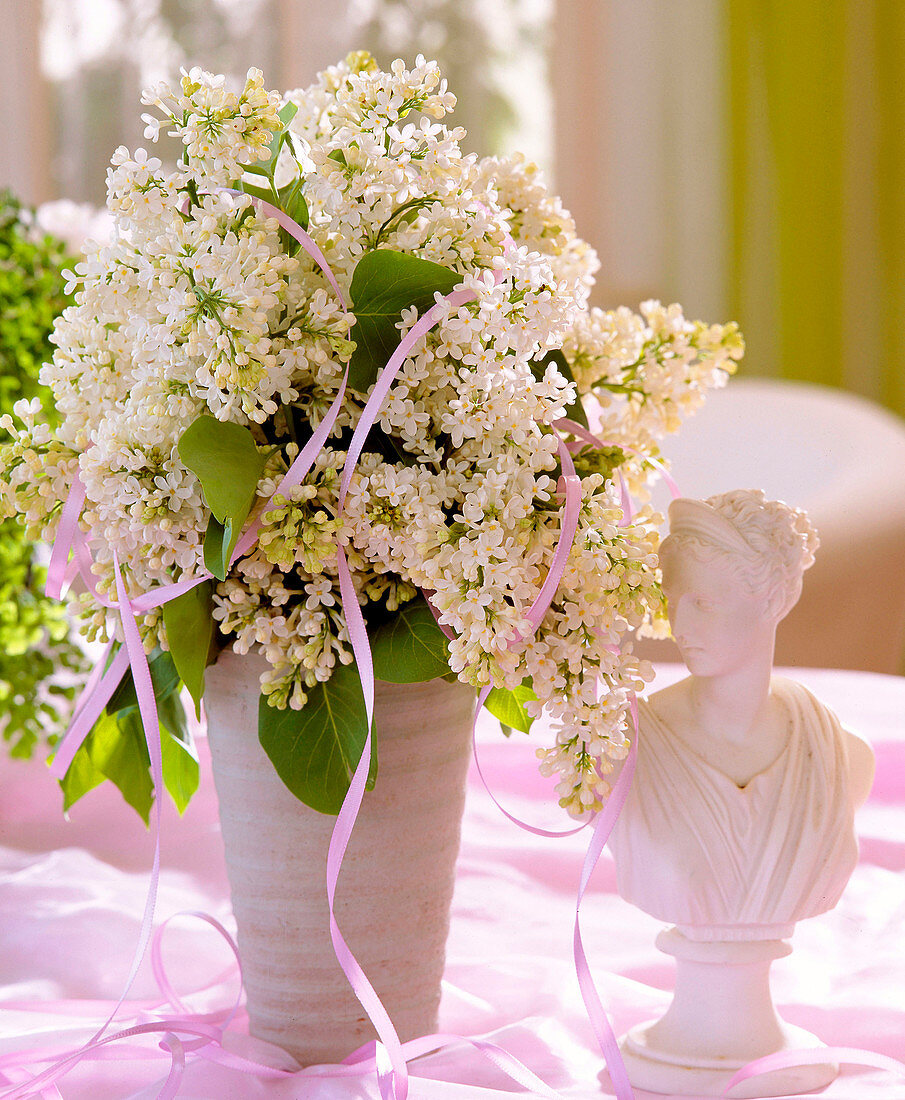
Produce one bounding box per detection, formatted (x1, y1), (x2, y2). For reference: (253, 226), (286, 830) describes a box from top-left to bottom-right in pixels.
(204, 649), (476, 1066)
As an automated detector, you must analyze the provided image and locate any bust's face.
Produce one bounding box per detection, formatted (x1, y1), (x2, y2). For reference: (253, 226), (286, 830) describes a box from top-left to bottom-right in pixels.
(660, 544), (774, 677)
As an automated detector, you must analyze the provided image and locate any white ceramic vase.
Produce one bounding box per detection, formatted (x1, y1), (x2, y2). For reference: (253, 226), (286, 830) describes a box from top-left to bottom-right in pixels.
(204, 649), (477, 1066)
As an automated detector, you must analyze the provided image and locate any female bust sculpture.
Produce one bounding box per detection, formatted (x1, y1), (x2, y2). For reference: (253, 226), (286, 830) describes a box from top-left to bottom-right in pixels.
(609, 490), (875, 1097)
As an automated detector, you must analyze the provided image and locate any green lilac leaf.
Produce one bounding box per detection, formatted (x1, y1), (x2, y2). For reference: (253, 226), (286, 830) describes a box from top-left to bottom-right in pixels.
(178, 415), (268, 530)
(202, 515), (233, 581)
(87, 710), (154, 824)
(370, 597), (451, 683)
(107, 650), (180, 714)
(258, 661), (377, 815)
(483, 683), (538, 735)
(162, 581), (214, 718)
(157, 687), (189, 744)
(238, 178), (309, 246)
(531, 348), (589, 429)
(60, 742), (105, 812)
(278, 177), (309, 231)
(160, 711), (199, 815)
(61, 686), (196, 819)
(348, 250), (461, 392)
(240, 180), (279, 205)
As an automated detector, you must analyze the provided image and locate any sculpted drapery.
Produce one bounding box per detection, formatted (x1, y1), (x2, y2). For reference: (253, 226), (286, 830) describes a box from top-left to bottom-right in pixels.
(610, 677), (859, 941)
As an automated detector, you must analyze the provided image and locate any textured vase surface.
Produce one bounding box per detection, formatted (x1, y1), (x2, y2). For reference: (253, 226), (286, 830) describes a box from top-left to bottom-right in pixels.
(204, 649), (476, 1065)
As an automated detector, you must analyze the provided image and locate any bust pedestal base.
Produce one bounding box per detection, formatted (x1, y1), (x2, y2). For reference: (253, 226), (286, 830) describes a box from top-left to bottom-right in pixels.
(617, 928), (838, 1097)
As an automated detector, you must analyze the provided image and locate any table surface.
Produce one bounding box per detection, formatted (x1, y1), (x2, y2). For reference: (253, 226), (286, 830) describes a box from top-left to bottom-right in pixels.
(1, 665), (903, 1099)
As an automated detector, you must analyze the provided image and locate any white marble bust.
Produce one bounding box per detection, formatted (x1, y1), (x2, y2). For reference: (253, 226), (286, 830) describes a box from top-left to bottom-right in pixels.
(609, 489), (875, 1097)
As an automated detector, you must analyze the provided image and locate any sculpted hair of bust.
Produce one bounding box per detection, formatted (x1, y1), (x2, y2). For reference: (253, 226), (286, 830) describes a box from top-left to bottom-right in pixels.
(659, 488), (820, 622)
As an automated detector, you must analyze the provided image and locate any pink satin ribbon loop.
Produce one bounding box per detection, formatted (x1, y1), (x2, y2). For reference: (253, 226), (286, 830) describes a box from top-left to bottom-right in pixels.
(151, 911), (244, 1027)
(470, 684), (585, 841)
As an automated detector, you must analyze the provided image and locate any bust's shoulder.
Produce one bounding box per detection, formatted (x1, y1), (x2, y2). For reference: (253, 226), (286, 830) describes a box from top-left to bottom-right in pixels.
(770, 675), (840, 719)
(771, 676), (875, 806)
(642, 677), (691, 728)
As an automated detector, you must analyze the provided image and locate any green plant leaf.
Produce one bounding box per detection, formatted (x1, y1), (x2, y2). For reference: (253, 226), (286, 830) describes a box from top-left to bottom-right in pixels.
(202, 515), (233, 581)
(258, 661), (376, 815)
(162, 581), (214, 718)
(107, 650), (180, 714)
(59, 741), (105, 812)
(160, 717), (199, 815)
(158, 687), (189, 744)
(531, 348), (589, 429)
(239, 180), (279, 205)
(58, 642), (196, 820)
(348, 250), (461, 391)
(370, 597), (451, 683)
(88, 709), (154, 824)
(483, 683), (538, 735)
(238, 178), (308, 236)
(178, 415), (268, 529)
(278, 177), (309, 232)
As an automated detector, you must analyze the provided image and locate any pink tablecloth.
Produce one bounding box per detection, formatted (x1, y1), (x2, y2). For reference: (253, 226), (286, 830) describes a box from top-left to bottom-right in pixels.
(0, 666), (903, 1099)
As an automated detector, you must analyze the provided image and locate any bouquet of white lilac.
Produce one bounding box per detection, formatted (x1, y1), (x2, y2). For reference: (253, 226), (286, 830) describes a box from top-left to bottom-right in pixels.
(0, 53), (742, 821)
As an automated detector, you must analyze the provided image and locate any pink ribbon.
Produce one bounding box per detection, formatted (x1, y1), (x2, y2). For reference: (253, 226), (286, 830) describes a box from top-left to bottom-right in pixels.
(723, 1046), (905, 1097)
(573, 701), (638, 1100)
(44, 473), (86, 601)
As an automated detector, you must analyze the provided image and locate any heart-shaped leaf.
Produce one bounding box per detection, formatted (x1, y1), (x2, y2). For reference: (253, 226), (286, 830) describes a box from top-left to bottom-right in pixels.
(60, 648), (196, 821)
(349, 250), (461, 392)
(60, 740), (105, 813)
(370, 597), (451, 683)
(258, 661), (377, 815)
(178, 415), (268, 529)
(483, 682), (538, 735)
(162, 581), (214, 718)
(82, 709), (154, 823)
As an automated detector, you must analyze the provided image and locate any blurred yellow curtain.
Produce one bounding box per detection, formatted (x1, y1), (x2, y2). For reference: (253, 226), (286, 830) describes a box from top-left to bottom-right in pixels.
(727, 0), (905, 417)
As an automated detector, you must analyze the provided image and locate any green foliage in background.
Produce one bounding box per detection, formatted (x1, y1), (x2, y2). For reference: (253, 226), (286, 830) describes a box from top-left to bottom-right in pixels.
(0, 190), (87, 757)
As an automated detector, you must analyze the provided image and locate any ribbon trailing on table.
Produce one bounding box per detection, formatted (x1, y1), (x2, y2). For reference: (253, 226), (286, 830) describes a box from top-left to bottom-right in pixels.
(723, 1047), (905, 1096)
(0, 913), (567, 1100)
